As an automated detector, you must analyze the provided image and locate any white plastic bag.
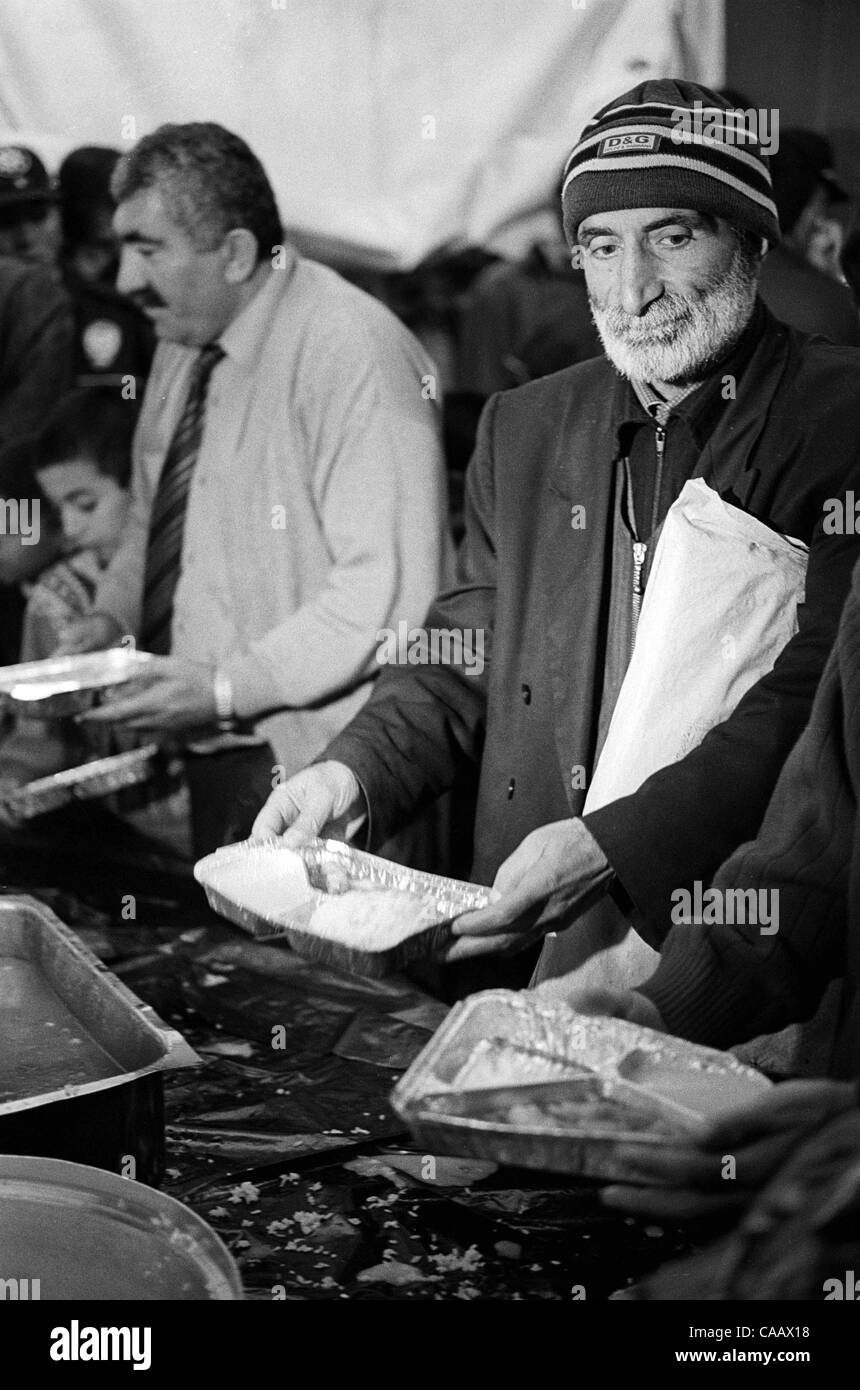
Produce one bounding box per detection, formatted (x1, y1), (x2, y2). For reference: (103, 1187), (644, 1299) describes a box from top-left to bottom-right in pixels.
(536, 478), (808, 992)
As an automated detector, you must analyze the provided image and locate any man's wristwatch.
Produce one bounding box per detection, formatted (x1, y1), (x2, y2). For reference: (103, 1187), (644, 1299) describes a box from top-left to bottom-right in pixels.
(213, 669), (235, 731)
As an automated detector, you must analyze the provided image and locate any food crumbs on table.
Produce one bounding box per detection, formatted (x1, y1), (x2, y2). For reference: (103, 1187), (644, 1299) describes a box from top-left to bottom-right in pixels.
(294, 1210), (324, 1233)
(228, 1181), (261, 1204)
(429, 1245), (483, 1273)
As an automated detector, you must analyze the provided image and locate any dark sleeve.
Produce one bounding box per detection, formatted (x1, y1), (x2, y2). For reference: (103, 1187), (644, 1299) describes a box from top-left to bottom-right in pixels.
(584, 507), (860, 943)
(0, 268), (74, 449)
(322, 394), (498, 846)
(637, 597), (855, 1047)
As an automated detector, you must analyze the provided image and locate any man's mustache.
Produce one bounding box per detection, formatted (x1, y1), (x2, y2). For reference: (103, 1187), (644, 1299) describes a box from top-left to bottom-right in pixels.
(593, 297), (695, 342)
(131, 291), (167, 310)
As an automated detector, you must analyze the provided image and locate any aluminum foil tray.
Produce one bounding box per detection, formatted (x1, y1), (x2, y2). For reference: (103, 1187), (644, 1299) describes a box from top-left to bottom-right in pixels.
(0, 648), (155, 717)
(194, 837), (494, 978)
(391, 989), (771, 1182)
(0, 895), (200, 1182)
(1, 745), (159, 820)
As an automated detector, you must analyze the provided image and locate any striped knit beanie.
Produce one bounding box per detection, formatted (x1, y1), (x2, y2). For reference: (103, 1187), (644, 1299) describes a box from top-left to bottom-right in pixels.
(561, 79), (780, 247)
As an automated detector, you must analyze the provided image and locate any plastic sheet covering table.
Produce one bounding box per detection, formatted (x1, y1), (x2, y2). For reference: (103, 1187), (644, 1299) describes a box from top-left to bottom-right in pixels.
(0, 821), (695, 1299)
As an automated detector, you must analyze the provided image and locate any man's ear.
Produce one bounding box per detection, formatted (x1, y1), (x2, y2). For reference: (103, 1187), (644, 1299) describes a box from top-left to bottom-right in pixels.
(222, 228), (260, 284)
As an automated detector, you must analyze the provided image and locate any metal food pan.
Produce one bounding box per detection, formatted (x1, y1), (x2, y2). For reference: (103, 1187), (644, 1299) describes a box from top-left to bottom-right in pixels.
(0, 648), (155, 718)
(0, 895), (199, 1183)
(0, 1155), (243, 1300)
(390, 989), (770, 1180)
(194, 837), (494, 978)
(1, 745), (159, 820)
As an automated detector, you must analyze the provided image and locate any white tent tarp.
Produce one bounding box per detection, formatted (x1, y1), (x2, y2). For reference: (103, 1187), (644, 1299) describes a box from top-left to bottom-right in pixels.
(0, 0), (723, 268)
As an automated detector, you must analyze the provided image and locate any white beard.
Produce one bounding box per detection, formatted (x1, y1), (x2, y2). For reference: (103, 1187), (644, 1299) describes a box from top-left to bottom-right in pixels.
(589, 247), (759, 385)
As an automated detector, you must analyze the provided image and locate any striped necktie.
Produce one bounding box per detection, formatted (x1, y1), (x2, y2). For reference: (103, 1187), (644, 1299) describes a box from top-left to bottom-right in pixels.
(140, 342), (224, 654)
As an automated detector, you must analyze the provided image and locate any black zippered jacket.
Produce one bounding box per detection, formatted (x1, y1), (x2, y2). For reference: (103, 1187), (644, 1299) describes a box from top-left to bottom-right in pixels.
(325, 302), (860, 942)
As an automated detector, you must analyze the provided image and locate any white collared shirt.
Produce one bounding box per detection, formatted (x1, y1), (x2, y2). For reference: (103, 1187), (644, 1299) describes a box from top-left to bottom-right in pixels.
(96, 250), (451, 773)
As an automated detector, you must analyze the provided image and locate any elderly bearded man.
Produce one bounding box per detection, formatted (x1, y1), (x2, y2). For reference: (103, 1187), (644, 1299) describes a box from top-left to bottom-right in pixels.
(59, 123), (449, 854)
(253, 80), (860, 987)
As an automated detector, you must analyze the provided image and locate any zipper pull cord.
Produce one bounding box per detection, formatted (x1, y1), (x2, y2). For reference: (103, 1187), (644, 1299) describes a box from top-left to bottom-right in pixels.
(651, 418), (667, 539)
(623, 454), (647, 626)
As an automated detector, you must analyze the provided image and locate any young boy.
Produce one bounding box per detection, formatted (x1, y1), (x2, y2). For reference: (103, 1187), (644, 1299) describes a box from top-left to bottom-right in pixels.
(0, 388), (137, 816)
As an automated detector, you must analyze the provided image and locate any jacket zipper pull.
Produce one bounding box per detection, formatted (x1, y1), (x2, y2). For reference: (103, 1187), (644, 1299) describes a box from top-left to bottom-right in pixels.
(632, 540), (647, 624)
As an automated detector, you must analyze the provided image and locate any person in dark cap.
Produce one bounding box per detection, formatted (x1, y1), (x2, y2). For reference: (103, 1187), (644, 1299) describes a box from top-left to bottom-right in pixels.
(253, 78), (860, 998)
(758, 128), (859, 345)
(57, 145), (154, 387)
(0, 144), (63, 267)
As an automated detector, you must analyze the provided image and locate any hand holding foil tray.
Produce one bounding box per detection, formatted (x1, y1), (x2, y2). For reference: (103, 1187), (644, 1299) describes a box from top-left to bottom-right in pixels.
(0, 649), (155, 719)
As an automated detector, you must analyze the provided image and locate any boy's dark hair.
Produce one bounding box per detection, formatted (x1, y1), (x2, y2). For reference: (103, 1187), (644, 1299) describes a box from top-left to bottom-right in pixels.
(35, 388), (139, 486)
(0, 437), (40, 502)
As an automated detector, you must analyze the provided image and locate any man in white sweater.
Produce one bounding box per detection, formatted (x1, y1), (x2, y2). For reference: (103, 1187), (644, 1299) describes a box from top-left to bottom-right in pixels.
(61, 122), (449, 852)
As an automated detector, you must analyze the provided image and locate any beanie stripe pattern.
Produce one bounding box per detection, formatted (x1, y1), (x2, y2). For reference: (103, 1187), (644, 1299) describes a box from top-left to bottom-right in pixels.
(561, 81), (780, 247)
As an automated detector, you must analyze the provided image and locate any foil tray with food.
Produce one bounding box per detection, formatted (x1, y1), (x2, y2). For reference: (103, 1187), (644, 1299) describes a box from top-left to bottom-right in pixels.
(0, 648), (155, 718)
(193, 837), (495, 978)
(390, 989), (771, 1181)
(0, 745), (159, 820)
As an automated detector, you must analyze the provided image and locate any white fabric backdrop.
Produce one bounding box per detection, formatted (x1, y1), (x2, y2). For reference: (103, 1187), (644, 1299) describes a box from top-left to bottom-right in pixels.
(0, 0), (723, 268)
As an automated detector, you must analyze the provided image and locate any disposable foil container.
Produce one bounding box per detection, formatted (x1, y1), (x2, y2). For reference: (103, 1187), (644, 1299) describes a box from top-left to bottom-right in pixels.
(0, 648), (155, 717)
(391, 989), (771, 1181)
(194, 837), (494, 978)
(1, 745), (159, 820)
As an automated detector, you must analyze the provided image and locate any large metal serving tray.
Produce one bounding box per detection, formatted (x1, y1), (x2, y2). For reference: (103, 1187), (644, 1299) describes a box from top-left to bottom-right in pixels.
(0, 1155), (243, 1300)
(194, 837), (494, 978)
(0, 895), (199, 1183)
(1, 745), (159, 820)
(0, 648), (155, 718)
(391, 990), (771, 1182)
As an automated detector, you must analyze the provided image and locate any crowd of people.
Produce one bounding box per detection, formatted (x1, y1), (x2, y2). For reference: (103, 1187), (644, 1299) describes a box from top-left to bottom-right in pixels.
(2, 75), (860, 1297)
